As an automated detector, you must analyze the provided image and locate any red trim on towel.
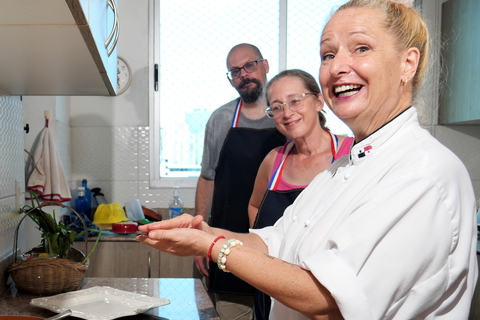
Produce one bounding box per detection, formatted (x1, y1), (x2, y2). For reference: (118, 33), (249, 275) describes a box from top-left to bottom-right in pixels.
(26, 186), (72, 202)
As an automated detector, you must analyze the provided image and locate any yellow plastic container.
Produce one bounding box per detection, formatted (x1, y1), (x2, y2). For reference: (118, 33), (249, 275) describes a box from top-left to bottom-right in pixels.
(93, 203), (129, 230)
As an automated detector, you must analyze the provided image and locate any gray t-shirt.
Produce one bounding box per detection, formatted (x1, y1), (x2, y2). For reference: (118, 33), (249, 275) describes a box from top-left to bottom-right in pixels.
(200, 98), (278, 180)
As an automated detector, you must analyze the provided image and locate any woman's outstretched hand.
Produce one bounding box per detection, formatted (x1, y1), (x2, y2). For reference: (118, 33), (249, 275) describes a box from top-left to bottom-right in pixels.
(136, 214), (213, 257)
(138, 213), (206, 232)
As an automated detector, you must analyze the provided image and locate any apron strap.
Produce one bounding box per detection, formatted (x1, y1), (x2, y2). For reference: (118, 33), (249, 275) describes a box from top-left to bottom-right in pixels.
(268, 141), (295, 191)
(268, 130), (340, 191)
(231, 99), (242, 128)
(326, 129), (339, 163)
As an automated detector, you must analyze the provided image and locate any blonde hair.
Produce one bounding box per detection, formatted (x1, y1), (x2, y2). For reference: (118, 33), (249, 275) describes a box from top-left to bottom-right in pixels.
(335, 0), (429, 96)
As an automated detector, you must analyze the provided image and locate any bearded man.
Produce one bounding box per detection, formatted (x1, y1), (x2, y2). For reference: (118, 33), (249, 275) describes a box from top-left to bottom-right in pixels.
(194, 43), (285, 320)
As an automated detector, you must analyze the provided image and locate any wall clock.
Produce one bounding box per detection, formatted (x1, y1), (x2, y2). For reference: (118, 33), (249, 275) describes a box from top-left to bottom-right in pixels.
(117, 56), (132, 95)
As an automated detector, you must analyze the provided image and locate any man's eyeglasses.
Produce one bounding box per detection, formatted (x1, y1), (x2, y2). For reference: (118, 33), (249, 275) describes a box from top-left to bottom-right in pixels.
(226, 59), (265, 81)
(265, 93), (317, 119)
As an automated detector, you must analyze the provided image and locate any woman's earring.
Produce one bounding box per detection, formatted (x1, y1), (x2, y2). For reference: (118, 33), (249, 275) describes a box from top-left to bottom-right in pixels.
(403, 79), (408, 87)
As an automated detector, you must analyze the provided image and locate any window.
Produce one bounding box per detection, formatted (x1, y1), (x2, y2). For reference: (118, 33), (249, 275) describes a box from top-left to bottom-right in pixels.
(150, 0), (351, 187)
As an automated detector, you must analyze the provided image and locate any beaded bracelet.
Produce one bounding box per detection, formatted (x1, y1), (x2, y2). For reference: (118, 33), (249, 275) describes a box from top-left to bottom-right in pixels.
(208, 235), (225, 262)
(217, 239), (243, 272)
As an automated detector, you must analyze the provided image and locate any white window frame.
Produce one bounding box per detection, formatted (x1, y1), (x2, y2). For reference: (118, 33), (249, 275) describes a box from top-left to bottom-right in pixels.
(148, 0), (289, 188)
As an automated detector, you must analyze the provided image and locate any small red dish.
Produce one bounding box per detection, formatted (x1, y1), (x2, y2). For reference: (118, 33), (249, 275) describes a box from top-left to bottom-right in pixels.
(111, 221), (138, 233)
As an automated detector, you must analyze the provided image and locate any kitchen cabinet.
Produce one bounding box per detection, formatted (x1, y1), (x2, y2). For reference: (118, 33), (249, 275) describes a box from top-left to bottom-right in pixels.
(160, 252), (194, 278)
(74, 240), (161, 278)
(439, 0), (480, 125)
(0, 0), (118, 96)
(74, 236), (194, 278)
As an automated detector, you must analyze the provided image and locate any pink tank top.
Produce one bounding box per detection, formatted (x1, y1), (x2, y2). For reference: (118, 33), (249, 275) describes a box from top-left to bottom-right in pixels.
(272, 136), (354, 191)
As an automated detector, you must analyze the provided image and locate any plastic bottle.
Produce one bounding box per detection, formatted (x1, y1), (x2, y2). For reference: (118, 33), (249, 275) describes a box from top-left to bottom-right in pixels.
(81, 179), (92, 219)
(168, 186), (184, 219)
(75, 187), (89, 217)
(92, 187), (108, 205)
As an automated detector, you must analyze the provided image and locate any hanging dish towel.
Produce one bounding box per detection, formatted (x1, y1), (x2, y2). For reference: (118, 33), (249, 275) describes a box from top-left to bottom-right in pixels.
(26, 125), (72, 202)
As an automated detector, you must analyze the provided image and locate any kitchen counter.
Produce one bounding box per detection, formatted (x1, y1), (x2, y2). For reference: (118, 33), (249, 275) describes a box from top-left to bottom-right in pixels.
(82, 230), (139, 241)
(0, 278), (219, 320)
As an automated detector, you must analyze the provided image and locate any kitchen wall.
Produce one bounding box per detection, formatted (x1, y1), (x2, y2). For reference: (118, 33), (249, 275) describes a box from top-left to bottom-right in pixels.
(0, 96), (25, 293)
(67, 0), (196, 209)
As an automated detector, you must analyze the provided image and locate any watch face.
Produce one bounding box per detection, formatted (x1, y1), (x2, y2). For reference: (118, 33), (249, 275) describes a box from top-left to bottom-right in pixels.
(117, 57), (132, 95)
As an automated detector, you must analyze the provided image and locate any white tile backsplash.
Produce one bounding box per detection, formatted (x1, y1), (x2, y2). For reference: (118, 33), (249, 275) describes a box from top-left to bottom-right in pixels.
(0, 96), (25, 293)
(87, 180), (139, 205)
(0, 96), (25, 198)
(72, 126), (195, 209)
(138, 127), (150, 180)
(72, 127), (138, 182)
(0, 196), (24, 261)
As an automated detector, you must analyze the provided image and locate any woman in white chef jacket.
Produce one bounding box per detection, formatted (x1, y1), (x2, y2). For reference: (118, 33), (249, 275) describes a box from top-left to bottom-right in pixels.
(138, 0), (478, 319)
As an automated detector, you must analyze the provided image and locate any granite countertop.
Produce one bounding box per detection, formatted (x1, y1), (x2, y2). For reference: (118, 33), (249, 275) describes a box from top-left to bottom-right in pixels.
(0, 278), (219, 320)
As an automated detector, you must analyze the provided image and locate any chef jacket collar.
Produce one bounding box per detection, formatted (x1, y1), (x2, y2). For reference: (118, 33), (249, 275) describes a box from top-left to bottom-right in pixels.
(349, 106), (415, 165)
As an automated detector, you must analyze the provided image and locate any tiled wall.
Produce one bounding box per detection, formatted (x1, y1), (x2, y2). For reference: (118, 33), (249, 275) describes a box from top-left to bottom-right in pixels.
(71, 126), (196, 209)
(0, 96), (25, 294)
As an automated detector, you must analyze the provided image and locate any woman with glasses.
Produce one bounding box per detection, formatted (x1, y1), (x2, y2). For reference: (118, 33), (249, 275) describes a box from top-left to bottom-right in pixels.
(248, 69), (353, 319)
(249, 70), (353, 229)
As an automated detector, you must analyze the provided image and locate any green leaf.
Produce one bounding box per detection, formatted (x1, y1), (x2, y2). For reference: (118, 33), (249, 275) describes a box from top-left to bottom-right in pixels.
(77, 229), (102, 264)
(22, 191), (94, 260)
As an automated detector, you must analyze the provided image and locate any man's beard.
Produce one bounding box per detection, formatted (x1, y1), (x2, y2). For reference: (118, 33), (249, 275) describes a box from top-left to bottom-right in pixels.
(237, 78), (264, 103)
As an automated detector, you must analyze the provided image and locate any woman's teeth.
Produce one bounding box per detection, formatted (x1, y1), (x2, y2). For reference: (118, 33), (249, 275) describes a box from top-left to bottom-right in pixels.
(334, 84), (362, 97)
(286, 119), (299, 126)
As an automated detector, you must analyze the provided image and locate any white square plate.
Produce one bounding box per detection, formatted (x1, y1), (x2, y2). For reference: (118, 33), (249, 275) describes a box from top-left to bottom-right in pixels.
(30, 286), (170, 320)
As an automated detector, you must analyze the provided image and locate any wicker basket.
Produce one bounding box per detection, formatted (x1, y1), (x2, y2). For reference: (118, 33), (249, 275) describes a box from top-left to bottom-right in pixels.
(8, 201), (89, 295)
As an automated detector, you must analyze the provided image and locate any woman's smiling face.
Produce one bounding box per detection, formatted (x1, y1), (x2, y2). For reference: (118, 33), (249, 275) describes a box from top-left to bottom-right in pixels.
(267, 76), (323, 140)
(319, 7), (409, 140)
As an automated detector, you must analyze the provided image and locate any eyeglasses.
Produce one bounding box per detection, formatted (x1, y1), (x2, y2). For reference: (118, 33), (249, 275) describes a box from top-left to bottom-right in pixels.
(265, 93), (316, 119)
(226, 59), (265, 81)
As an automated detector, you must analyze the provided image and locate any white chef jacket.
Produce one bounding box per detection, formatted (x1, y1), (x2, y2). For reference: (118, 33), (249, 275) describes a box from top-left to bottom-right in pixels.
(251, 107), (478, 320)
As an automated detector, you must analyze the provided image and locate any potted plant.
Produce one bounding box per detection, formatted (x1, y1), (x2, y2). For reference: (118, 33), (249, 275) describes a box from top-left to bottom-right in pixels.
(19, 192), (100, 263)
(22, 196), (76, 259)
(8, 192), (101, 295)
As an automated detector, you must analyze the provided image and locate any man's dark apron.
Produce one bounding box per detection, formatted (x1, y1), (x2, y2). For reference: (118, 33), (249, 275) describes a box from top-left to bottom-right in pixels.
(252, 133), (339, 319)
(209, 99), (286, 295)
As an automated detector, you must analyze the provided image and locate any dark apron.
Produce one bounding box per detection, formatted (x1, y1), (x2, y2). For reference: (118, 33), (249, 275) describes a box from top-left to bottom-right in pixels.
(252, 187), (303, 320)
(251, 133), (339, 319)
(253, 141), (304, 229)
(208, 119), (285, 295)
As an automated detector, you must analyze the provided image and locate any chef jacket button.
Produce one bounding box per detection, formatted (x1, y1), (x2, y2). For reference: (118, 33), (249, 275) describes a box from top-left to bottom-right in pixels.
(344, 173), (350, 180)
(293, 216), (297, 222)
(304, 220), (310, 227)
